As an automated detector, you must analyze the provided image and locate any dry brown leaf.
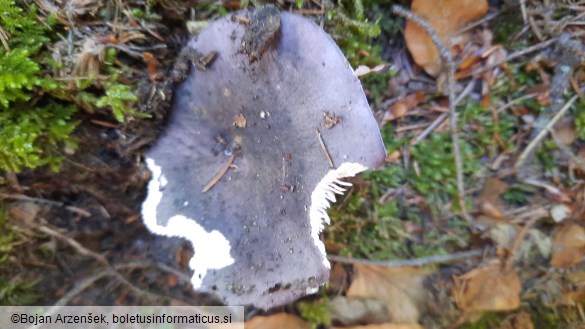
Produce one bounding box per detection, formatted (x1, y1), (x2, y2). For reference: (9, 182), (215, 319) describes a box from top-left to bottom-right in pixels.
(485, 222), (551, 260)
(347, 265), (431, 323)
(333, 324), (425, 329)
(404, 0), (488, 76)
(453, 260), (521, 313)
(478, 178), (508, 219)
(383, 92), (426, 123)
(143, 52), (158, 82)
(550, 223), (585, 268)
(555, 116), (579, 146)
(245, 313), (310, 329)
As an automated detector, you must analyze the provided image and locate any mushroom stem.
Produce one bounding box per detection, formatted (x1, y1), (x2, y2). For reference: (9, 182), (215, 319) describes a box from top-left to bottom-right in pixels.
(202, 154), (236, 193)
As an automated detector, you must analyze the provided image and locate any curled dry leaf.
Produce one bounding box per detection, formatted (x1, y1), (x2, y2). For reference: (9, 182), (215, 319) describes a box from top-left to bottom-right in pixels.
(347, 265), (431, 324)
(143, 52), (158, 82)
(383, 92), (426, 124)
(333, 324), (425, 329)
(478, 178), (508, 219)
(550, 223), (585, 268)
(485, 223), (551, 260)
(453, 260), (521, 313)
(404, 0), (488, 76)
(245, 313), (310, 329)
(554, 116), (579, 146)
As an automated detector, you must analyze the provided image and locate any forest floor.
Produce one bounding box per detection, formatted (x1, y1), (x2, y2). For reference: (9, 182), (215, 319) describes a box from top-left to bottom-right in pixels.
(1, 0), (585, 328)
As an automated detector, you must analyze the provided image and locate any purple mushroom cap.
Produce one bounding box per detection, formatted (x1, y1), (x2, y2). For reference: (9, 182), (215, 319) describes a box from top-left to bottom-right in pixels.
(142, 7), (386, 309)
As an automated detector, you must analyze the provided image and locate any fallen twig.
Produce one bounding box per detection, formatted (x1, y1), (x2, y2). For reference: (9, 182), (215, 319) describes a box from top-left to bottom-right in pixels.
(413, 79), (475, 144)
(35, 224), (187, 307)
(37, 226), (108, 266)
(460, 37), (558, 79)
(202, 154), (235, 193)
(0, 193), (91, 217)
(328, 249), (486, 267)
(515, 95), (579, 173)
(495, 93), (538, 113)
(505, 216), (540, 271)
(316, 128), (335, 168)
(393, 5), (471, 221)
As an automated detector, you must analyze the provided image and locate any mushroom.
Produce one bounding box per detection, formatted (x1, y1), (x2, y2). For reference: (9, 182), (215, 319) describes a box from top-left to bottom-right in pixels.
(141, 6), (386, 309)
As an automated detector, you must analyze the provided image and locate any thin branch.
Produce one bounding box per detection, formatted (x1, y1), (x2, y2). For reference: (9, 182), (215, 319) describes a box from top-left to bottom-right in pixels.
(316, 128), (335, 168)
(37, 226), (108, 266)
(460, 37), (558, 79)
(0, 193), (91, 217)
(413, 79), (475, 145)
(35, 225), (187, 308)
(328, 249), (485, 267)
(455, 11), (500, 35)
(393, 5), (470, 221)
(202, 154), (235, 192)
(495, 93), (538, 113)
(515, 95), (579, 172)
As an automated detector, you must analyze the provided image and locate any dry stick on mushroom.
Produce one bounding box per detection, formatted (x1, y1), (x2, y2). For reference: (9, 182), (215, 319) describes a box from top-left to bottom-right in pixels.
(316, 128), (334, 168)
(392, 5), (471, 221)
(202, 153), (235, 193)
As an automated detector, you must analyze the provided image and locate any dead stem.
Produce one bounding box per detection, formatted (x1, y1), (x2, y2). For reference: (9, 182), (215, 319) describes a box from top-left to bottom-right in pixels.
(495, 93), (539, 113)
(0, 193), (91, 217)
(37, 225), (108, 265)
(461, 37), (558, 79)
(413, 79), (475, 145)
(316, 128), (335, 168)
(515, 95), (579, 172)
(393, 5), (471, 221)
(505, 216), (540, 272)
(202, 154), (235, 193)
(328, 249), (486, 267)
(33, 225), (190, 311)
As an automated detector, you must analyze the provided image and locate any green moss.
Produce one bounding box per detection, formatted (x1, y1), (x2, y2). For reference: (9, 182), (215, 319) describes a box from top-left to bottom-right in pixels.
(461, 101), (518, 152)
(297, 293), (331, 329)
(360, 69), (394, 107)
(459, 312), (505, 329)
(0, 0), (78, 173)
(536, 139), (558, 172)
(0, 279), (39, 305)
(95, 82), (144, 123)
(409, 133), (481, 199)
(0, 103), (78, 172)
(574, 98), (585, 139)
(325, 0), (382, 67)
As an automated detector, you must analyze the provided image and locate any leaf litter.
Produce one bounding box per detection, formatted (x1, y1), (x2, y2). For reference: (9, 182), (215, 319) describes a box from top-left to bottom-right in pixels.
(4, 0), (585, 328)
